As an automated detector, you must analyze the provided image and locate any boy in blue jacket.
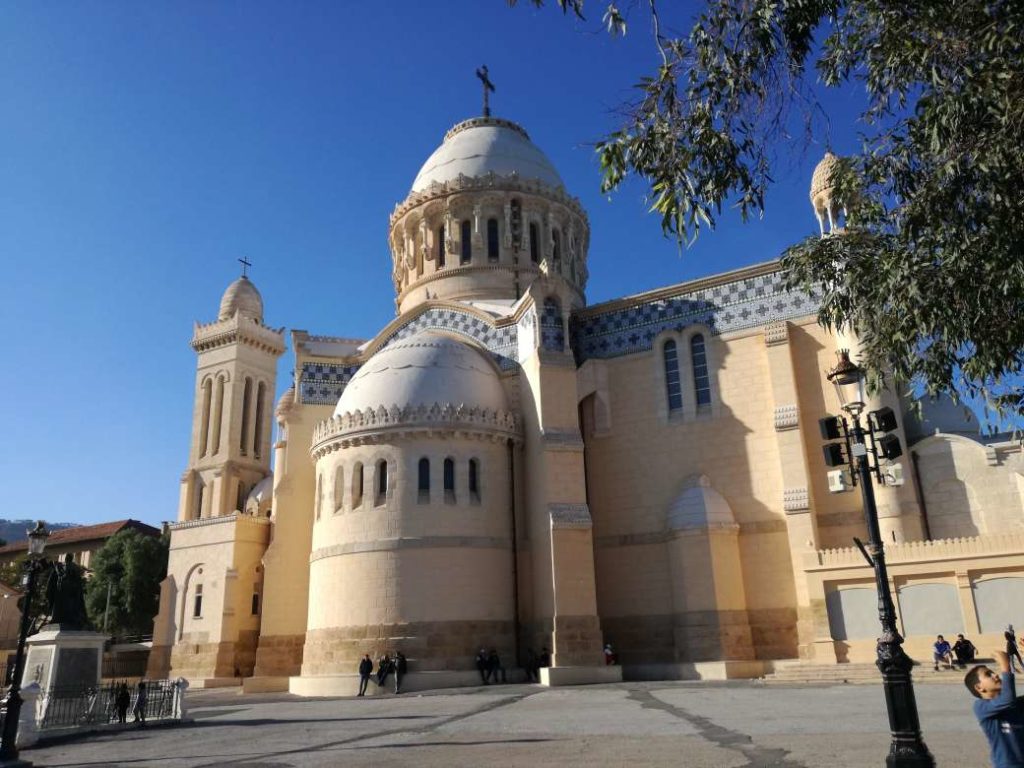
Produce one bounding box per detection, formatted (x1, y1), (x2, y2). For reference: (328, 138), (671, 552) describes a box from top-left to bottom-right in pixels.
(966, 650), (1024, 767)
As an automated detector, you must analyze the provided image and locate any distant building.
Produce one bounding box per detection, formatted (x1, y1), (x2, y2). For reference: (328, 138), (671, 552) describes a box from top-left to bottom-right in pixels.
(0, 519), (161, 571)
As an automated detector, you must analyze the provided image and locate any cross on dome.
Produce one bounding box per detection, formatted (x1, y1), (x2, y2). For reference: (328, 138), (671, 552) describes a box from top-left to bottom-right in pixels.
(238, 256), (252, 277)
(475, 65), (495, 117)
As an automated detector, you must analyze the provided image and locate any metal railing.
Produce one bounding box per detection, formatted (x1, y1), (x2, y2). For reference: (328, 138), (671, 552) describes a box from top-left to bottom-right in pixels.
(38, 679), (180, 729)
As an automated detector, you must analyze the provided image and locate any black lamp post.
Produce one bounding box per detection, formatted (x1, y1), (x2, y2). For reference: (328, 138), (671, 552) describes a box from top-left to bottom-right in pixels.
(0, 521), (49, 763)
(820, 351), (934, 768)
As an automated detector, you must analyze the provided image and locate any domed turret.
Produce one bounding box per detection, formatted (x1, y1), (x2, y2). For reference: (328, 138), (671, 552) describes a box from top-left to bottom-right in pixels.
(218, 275), (264, 322)
(389, 115), (589, 314)
(810, 151), (844, 237)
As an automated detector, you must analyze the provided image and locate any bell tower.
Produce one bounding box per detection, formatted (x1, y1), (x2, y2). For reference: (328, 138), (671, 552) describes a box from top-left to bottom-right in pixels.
(178, 267), (286, 522)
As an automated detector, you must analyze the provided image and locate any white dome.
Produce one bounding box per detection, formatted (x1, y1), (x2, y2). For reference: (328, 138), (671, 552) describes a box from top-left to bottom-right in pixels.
(411, 117), (564, 193)
(334, 331), (508, 417)
(218, 276), (263, 322)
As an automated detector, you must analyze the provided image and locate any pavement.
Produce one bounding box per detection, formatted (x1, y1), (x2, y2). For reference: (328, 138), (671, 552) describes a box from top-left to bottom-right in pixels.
(23, 680), (991, 767)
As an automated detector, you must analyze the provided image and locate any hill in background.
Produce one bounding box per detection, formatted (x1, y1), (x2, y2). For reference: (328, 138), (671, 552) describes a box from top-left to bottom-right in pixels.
(0, 519), (78, 547)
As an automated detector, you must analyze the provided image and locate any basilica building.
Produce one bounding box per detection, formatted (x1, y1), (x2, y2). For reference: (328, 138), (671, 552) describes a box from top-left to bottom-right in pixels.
(148, 110), (1024, 693)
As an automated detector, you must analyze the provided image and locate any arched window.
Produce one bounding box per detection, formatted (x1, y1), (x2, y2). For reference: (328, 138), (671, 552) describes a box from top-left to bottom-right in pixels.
(487, 218), (499, 261)
(315, 474), (322, 521)
(437, 225), (446, 267)
(529, 222), (539, 263)
(211, 376), (225, 455)
(236, 482), (246, 514)
(375, 460), (388, 506)
(198, 379), (212, 456)
(333, 465), (345, 512)
(193, 583), (203, 618)
(460, 220), (472, 264)
(194, 480), (206, 520)
(552, 228), (562, 263)
(691, 334), (711, 407)
(443, 458), (455, 503)
(418, 457), (430, 503)
(240, 377), (253, 454)
(663, 340), (683, 412)
(352, 462), (364, 509)
(253, 382), (266, 459)
(468, 458), (480, 501)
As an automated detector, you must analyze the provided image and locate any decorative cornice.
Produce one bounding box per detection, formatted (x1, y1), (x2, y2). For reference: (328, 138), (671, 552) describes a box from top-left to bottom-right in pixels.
(311, 403), (521, 458)
(444, 116), (530, 142)
(541, 429), (585, 452)
(549, 503), (592, 530)
(310, 535), (513, 562)
(391, 171), (587, 226)
(774, 405), (799, 431)
(783, 487), (810, 512)
(764, 320), (790, 346)
(169, 513), (270, 532)
(191, 314), (286, 355)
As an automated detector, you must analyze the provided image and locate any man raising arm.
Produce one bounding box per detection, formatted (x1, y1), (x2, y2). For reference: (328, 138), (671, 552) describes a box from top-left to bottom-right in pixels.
(966, 650), (1024, 767)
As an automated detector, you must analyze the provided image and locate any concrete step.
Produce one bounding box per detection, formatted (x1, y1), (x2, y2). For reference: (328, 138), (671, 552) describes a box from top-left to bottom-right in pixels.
(763, 663), (967, 685)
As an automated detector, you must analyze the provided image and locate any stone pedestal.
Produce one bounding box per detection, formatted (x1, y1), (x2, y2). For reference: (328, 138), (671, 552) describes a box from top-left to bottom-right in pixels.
(21, 626), (106, 691)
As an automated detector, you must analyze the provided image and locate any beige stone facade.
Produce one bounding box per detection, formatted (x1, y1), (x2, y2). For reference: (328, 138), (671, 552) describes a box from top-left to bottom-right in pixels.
(148, 116), (1024, 691)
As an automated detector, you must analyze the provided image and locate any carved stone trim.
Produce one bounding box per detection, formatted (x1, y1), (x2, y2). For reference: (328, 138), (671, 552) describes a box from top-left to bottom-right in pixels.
(549, 503), (592, 530)
(169, 513), (270, 532)
(774, 404), (799, 431)
(310, 535), (513, 562)
(783, 487), (810, 512)
(763, 320), (789, 346)
(541, 429), (585, 452)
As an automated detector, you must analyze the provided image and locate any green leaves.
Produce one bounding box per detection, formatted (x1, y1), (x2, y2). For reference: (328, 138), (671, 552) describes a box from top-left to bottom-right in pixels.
(513, 0), (1024, 426)
(84, 529), (169, 636)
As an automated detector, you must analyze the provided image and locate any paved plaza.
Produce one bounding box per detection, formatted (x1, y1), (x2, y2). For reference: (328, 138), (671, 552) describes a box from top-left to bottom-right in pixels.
(27, 680), (989, 767)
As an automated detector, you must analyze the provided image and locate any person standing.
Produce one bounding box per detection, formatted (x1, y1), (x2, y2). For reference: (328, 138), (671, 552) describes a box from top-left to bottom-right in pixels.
(132, 681), (147, 727)
(524, 648), (539, 683)
(475, 648), (490, 685)
(358, 654), (373, 696)
(487, 649), (505, 684)
(376, 653), (392, 688)
(1007, 626), (1024, 673)
(965, 650), (1024, 767)
(115, 682), (131, 723)
(394, 651), (407, 694)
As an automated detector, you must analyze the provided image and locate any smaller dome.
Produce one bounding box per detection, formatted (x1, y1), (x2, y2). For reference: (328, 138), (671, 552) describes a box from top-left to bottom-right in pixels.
(667, 475), (737, 531)
(219, 276), (264, 322)
(809, 151), (840, 203)
(275, 385), (296, 421)
(334, 331), (507, 417)
(244, 476), (273, 516)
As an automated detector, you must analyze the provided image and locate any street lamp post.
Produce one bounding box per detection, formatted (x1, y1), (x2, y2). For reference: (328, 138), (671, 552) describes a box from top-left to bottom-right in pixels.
(820, 351), (934, 768)
(0, 521), (49, 763)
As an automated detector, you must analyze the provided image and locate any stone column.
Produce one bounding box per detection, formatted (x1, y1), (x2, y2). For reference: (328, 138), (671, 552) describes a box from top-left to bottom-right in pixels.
(763, 320), (823, 659)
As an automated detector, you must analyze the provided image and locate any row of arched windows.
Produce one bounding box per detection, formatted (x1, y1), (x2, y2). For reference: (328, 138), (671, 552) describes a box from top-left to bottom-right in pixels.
(315, 456), (483, 520)
(663, 334), (712, 413)
(197, 374), (268, 460)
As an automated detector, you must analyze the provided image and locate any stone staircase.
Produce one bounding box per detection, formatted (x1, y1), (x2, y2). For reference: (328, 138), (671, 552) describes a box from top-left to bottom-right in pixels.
(763, 661), (971, 685)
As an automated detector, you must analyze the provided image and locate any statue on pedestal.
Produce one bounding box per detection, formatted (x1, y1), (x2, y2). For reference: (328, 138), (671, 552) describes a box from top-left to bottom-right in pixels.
(44, 554), (90, 630)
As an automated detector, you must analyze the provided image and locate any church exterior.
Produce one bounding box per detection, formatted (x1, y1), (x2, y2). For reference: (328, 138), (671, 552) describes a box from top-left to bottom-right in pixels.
(148, 112), (1024, 693)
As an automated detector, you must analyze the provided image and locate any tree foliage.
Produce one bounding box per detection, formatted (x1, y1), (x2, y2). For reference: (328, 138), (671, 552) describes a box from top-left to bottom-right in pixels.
(512, 0), (1024, 424)
(84, 529), (169, 637)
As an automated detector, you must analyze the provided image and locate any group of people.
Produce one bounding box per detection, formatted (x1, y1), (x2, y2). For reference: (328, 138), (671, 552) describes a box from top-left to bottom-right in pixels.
(932, 633), (980, 670)
(357, 651), (408, 696)
(475, 648), (508, 684)
(108, 680), (148, 727)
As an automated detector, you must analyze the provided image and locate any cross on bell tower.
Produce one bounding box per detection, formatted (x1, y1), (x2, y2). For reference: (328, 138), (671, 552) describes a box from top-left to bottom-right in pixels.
(238, 256), (252, 277)
(475, 66), (495, 117)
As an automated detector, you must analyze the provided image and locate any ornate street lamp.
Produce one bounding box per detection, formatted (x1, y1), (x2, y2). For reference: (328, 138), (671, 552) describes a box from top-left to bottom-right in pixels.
(0, 521), (49, 763)
(820, 351), (934, 768)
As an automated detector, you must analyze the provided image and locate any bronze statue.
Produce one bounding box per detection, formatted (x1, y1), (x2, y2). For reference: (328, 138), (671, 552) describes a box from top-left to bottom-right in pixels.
(44, 554), (90, 630)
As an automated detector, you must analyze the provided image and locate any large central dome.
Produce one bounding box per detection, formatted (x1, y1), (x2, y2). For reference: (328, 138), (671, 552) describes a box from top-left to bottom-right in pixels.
(411, 117), (564, 193)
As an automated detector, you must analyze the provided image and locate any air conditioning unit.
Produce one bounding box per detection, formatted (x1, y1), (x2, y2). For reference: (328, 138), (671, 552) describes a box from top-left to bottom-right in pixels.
(827, 469), (849, 494)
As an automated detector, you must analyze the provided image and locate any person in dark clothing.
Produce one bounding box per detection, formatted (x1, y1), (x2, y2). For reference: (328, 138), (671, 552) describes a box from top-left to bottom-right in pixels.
(487, 649), (505, 684)
(539, 647), (551, 668)
(1007, 626), (1024, 673)
(115, 682), (130, 723)
(524, 648), (539, 683)
(376, 653), (392, 687)
(475, 648), (490, 685)
(358, 654), (373, 696)
(132, 681), (147, 727)
(966, 650), (1024, 767)
(394, 651), (407, 694)
(954, 634), (978, 668)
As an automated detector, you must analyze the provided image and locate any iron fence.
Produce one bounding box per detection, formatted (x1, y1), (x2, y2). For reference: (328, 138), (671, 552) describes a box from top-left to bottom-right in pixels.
(38, 679), (180, 729)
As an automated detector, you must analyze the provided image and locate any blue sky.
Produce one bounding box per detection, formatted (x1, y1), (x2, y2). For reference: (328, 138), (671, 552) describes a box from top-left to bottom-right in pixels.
(1, 2), (872, 529)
